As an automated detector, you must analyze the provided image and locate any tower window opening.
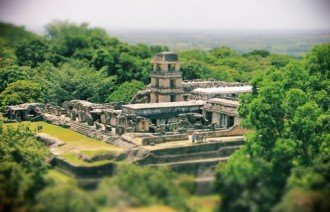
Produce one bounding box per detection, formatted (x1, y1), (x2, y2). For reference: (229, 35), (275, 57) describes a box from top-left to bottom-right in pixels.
(170, 79), (175, 88)
(170, 95), (175, 102)
(168, 64), (175, 72)
(156, 64), (161, 71)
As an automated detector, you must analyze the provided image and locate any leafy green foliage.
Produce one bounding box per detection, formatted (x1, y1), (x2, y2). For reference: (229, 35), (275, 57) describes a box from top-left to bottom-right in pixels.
(35, 184), (97, 212)
(215, 44), (330, 211)
(0, 22), (37, 48)
(16, 39), (49, 67)
(107, 80), (146, 103)
(95, 163), (191, 210)
(0, 121), (50, 211)
(0, 65), (30, 92)
(179, 47), (292, 82)
(0, 80), (46, 108)
(0, 21), (159, 108)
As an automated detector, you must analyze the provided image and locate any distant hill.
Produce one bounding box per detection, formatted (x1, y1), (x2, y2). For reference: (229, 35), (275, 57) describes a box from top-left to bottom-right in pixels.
(108, 29), (330, 56)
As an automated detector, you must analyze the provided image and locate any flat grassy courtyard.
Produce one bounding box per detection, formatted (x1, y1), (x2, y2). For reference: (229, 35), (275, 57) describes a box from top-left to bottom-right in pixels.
(5, 121), (124, 165)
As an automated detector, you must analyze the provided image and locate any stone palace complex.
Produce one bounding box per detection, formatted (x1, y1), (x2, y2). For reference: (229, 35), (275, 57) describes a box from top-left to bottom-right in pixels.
(4, 52), (252, 190)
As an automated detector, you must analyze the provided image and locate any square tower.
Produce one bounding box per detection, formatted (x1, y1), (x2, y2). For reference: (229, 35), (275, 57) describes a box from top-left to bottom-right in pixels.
(150, 52), (184, 103)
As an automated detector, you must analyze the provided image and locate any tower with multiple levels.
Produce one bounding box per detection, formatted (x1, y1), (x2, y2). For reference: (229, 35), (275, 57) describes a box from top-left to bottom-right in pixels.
(150, 52), (184, 103)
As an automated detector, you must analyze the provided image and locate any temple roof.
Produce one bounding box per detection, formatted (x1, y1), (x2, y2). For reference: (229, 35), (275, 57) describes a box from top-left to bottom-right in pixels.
(154, 52), (179, 63)
(192, 85), (252, 95)
(122, 100), (205, 110)
(207, 98), (239, 107)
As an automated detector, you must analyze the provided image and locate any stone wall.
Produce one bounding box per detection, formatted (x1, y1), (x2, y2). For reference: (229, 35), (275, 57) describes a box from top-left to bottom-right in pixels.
(200, 125), (247, 138)
(52, 157), (115, 178)
(36, 133), (65, 147)
(147, 139), (244, 156)
(141, 134), (188, 145)
(138, 145), (240, 165)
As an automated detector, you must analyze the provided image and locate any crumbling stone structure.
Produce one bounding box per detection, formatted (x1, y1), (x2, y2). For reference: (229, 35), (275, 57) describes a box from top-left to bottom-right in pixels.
(62, 100), (113, 124)
(2, 51), (255, 181)
(4, 103), (44, 121)
(3, 52), (253, 147)
(122, 100), (205, 126)
(202, 98), (240, 128)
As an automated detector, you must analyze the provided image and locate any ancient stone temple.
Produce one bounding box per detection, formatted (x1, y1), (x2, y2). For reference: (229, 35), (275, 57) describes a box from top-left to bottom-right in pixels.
(150, 52), (184, 103)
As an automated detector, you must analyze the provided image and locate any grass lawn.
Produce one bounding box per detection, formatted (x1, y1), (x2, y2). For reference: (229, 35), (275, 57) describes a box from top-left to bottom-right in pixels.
(80, 149), (119, 158)
(46, 169), (77, 185)
(99, 195), (219, 212)
(188, 195), (220, 212)
(5, 121), (124, 165)
(100, 205), (176, 212)
(61, 153), (114, 167)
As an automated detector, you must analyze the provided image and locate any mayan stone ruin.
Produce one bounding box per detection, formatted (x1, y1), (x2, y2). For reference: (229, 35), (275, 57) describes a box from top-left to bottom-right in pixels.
(4, 52), (252, 182)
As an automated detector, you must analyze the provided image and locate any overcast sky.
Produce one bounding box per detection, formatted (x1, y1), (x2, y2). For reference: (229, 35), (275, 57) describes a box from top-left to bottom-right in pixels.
(0, 0), (329, 32)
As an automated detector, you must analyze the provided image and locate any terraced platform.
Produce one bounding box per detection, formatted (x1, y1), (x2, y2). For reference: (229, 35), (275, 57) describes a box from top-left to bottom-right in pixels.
(134, 137), (244, 174)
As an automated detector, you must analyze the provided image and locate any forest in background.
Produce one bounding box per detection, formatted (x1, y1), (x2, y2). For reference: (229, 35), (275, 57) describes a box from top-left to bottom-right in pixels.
(0, 21), (298, 109)
(0, 21), (329, 212)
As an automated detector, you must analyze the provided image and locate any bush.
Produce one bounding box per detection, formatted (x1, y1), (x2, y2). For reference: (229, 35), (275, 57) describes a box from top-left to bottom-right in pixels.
(95, 163), (191, 210)
(107, 80), (145, 103)
(35, 184), (97, 212)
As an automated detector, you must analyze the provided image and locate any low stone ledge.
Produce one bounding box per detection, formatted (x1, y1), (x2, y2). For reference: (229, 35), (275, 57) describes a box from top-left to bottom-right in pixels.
(52, 157), (115, 178)
(36, 133), (66, 147)
(79, 152), (119, 163)
(141, 134), (188, 145)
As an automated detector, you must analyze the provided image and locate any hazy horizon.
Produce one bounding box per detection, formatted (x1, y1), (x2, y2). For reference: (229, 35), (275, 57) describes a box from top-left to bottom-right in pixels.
(0, 0), (329, 34)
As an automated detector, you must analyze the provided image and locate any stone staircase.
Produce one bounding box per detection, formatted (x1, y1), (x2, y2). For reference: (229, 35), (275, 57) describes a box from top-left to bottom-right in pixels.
(108, 137), (136, 148)
(136, 140), (243, 170)
(125, 147), (150, 162)
(147, 157), (229, 167)
(70, 122), (136, 148)
(70, 122), (110, 141)
(142, 145), (240, 165)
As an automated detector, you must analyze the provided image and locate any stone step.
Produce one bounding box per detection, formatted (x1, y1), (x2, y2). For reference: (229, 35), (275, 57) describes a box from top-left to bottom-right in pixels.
(146, 157), (229, 167)
(125, 147), (149, 162)
(137, 145), (241, 165)
(151, 145), (240, 164)
(69, 122), (112, 142)
(70, 126), (90, 132)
